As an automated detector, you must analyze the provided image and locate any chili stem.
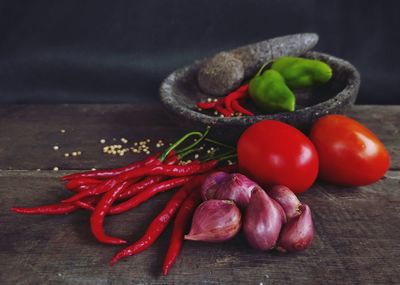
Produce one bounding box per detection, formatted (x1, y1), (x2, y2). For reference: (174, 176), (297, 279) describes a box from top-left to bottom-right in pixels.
(176, 126), (211, 154)
(204, 138), (235, 150)
(159, 131), (202, 162)
(178, 146), (204, 159)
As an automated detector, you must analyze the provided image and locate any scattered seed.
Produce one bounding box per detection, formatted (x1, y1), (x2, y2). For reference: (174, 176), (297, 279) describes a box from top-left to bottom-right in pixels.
(72, 152), (77, 156)
(64, 153), (70, 157)
(53, 145), (59, 151)
(91, 168), (96, 171)
(53, 167), (59, 171)
(100, 139), (106, 144)
(60, 129), (66, 133)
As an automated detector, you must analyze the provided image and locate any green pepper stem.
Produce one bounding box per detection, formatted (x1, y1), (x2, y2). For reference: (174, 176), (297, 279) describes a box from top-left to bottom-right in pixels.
(254, 62), (269, 77)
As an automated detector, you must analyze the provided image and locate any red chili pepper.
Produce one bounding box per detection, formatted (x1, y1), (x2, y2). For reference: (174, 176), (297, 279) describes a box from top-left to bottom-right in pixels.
(117, 160), (216, 182)
(223, 84), (249, 114)
(215, 100), (232, 117)
(11, 196), (99, 215)
(11, 203), (79, 215)
(74, 197), (97, 211)
(196, 101), (218, 110)
(61, 151), (172, 181)
(116, 155), (178, 201)
(197, 98), (233, 117)
(63, 153), (181, 204)
(109, 176), (192, 215)
(117, 175), (166, 200)
(232, 99), (254, 116)
(162, 189), (202, 275)
(65, 178), (101, 190)
(236, 84), (249, 93)
(74, 184), (93, 192)
(90, 181), (131, 245)
(63, 178), (121, 203)
(109, 176), (204, 266)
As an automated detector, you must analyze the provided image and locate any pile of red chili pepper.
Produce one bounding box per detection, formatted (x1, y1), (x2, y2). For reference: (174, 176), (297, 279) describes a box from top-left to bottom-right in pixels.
(196, 84), (254, 117)
(11, 127), (236, 275)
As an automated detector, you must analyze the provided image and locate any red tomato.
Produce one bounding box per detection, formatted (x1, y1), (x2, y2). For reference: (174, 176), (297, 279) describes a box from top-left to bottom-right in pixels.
(237, 120), (319, 193)
(309, 115), (390, 186)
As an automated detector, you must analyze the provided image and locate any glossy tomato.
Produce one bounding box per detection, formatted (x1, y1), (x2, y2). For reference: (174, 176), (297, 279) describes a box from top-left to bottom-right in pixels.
(237, 120), (319, 193)
(309, 114), (390, 186)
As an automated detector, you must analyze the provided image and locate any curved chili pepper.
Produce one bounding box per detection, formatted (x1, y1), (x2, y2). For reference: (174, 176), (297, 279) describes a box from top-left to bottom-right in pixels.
(109, 176), (205, 266)
(74, 184), (93, 192)
(11, 203), (79, 215)
(65, 178), (101, 190)
(214, 100), (232, 117)
(63, 160), (216, 204)
(232, 100), (254, 116)
(162, 189), (202, 275)
(74, 198), (97, 211)
(63, 154), (180, 203)
(109, 176), (192, 215)
(117, 155), (178, 200)
(197, 98), (231, 117)
(115, 160), (216, 182)
(62, 151), (172, 181)
(12, 195), (99, 215)
(223, 84), (249, 114)
(90, 181), (131, 245)
(117, 175), (166, 200)
(196, 100), (218, 110)
(63, 178), (121, 203)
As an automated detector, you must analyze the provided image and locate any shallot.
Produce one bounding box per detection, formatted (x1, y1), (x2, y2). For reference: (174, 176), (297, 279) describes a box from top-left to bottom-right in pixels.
(277, 204), (314, 252)
(243, 186), (285, 250)
(268, 185), (302, 220)
(185, 200), (241, 242)
(214, 173), (257, 209)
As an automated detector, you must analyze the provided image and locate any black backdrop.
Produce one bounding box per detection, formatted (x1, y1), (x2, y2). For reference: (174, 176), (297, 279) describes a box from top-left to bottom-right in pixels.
(0, 0), (399, 104)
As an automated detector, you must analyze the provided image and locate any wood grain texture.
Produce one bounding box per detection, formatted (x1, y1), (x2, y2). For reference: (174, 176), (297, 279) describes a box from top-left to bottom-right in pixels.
(1, 171), (399, 285)
(0, 104), (399, 284)
(0, 104), (398, 171)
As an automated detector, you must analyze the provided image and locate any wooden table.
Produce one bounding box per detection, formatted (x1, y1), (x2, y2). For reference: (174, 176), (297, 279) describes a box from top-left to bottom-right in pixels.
(1, 104), (399, 285)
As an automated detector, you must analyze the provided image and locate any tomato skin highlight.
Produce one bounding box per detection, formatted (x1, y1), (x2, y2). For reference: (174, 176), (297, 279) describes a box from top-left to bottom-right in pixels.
(309, 115), (390, 186)
(237, 120), (319, 194)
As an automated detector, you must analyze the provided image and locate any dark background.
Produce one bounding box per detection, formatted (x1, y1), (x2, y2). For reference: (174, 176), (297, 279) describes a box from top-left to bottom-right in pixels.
(0, 0), (399, 104)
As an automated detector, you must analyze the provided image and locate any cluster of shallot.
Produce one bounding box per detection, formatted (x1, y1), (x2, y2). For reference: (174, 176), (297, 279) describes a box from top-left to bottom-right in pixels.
(185, 172), (314, 252)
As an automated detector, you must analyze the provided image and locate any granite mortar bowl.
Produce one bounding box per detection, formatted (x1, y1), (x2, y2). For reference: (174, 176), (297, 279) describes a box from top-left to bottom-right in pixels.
(160, 51), (360, 143)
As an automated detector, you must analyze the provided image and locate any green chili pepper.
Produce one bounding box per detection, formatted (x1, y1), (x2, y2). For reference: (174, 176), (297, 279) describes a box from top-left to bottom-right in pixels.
(271, 56), (332, 88)
(249, 69), (295, 113)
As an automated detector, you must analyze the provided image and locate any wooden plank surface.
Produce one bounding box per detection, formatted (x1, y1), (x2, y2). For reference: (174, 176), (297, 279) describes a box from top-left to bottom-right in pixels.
(0, 104), (399, 170)
(1, 104), (399, 285)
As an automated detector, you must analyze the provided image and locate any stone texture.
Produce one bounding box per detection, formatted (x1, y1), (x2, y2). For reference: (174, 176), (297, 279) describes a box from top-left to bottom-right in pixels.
(160, 36), (360, 142)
